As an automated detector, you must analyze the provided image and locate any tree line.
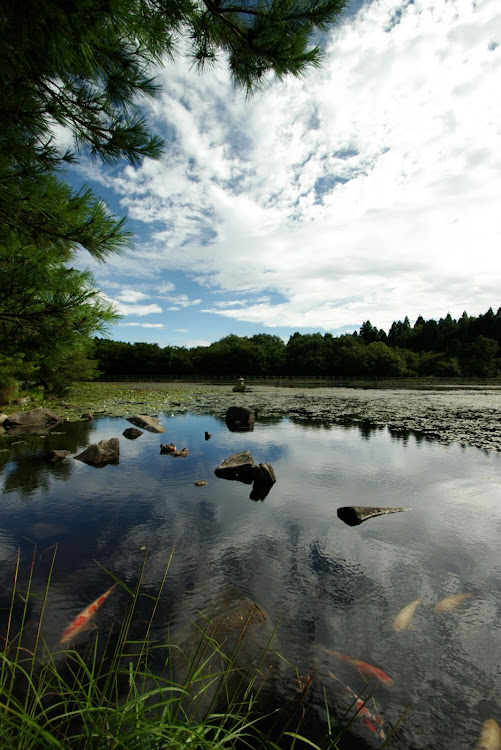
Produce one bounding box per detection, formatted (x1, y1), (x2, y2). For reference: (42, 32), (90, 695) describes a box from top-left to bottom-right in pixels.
(93, 307), (501, 380)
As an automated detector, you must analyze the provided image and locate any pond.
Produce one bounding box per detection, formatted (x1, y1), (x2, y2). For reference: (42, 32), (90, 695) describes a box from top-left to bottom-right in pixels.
(1, 410), (500, 749)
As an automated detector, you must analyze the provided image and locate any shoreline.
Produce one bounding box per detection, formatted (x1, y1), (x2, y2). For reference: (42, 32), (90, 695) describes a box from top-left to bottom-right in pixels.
(3, 381), (501, 452)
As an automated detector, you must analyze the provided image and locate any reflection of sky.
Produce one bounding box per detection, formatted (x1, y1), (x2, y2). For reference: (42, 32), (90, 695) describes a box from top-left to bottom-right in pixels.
(0, 413), (500, 748)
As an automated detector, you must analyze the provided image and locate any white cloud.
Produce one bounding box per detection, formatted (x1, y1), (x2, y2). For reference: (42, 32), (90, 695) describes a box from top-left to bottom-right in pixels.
(84, 0), (501, 333)
(110, 299), (163, 316)
(157, 281), (175, 293)
(116, 289), (149, 303)
(160, 294), (202, 309)
(120, 322), (165, 328)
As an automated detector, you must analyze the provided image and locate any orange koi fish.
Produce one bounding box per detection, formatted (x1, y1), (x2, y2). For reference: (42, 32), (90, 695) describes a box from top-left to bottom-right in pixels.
(474, 719), (501, 750)
(328, 671), (386, 740)
(324, 649), (394, 686)
(59, 583), (117, 644)
(435, 592), (474, 613)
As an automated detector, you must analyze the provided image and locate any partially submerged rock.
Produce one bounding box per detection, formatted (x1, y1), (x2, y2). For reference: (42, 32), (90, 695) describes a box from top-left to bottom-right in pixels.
(46, 450), (70, 463)
(3, 408), (61, 430)
(74, 438), (119, 466)
(215, 451), (277, 499)
(225, 406), (255, 432)
(80, 412), (93, 421)
(126, 414), (166, 433)
(250, 463), (276, 501)
(123, 427), (143, 439)
(171, 589), (276, 719)
(214, 450), (257, 484)
(337, 505), (411, 526)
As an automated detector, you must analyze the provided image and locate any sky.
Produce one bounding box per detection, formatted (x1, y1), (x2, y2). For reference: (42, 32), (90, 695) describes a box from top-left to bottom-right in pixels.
(72, 0), (501, 349)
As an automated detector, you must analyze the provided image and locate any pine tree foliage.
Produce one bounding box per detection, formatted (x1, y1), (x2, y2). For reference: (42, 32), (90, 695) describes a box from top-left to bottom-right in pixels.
(0, 0), (347, 393)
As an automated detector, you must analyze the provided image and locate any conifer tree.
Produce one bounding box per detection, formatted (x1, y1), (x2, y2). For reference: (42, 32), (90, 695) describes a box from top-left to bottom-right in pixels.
(0, 0), (347, 392)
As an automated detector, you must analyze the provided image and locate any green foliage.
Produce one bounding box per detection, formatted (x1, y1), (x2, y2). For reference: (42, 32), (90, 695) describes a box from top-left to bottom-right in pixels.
(0, 551), (353, 750)
(91, 307), (501, 380)
(0, 0), (348, 394)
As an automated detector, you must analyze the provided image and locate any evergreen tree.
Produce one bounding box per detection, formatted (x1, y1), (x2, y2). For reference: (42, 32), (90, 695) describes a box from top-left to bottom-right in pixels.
(0, 0), (347, 392)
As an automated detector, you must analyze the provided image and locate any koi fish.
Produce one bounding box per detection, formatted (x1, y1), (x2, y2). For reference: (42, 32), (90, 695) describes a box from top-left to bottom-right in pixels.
(435, 592), (474, 613)
(328, 671), (386, 740)
(394, 598), (422, 632)
(324, 649), (394, 686)
(474, 719), (501, 750)
(59, 583), (117, 644)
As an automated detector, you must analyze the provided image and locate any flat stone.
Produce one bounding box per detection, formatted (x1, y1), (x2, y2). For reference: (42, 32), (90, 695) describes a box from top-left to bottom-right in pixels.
(126, 414), (166, 433)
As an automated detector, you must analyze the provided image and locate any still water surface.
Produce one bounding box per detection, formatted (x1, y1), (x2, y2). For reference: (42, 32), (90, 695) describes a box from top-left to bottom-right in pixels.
(1, 412), (500, 749)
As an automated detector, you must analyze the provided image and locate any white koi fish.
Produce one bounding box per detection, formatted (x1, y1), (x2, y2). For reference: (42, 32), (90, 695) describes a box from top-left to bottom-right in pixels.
(435, 592), (474, 613)
(394, 598), (422, 633)
(474, 719), (501, 750)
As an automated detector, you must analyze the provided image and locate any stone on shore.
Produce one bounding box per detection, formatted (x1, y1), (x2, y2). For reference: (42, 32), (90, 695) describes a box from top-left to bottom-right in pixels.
(3, 408), (61, 429)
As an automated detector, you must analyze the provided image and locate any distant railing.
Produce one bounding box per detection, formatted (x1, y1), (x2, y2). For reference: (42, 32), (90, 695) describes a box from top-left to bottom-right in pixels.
(98, 374), (501, 388)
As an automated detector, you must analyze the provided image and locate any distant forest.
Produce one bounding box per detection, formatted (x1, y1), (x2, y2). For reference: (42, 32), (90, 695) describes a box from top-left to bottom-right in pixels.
(94, 307), (501, 379)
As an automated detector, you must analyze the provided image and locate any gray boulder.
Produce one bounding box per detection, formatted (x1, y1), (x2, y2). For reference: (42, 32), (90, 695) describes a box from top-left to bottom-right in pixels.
(74, 438), (119, 466)
(126, 414), (166, 433)
(225, 406), (255, 432)
(214, 450), (257, 484)
(4, 408), (61, 429)
(0, 413), (8, 426)
(123, 427), (143, 439)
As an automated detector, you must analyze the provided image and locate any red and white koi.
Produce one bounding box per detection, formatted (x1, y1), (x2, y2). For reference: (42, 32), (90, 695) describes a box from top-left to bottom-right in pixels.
(324, 649), (394, 686)
(59, 583), (117, 644)
(329, 671), (386, 740)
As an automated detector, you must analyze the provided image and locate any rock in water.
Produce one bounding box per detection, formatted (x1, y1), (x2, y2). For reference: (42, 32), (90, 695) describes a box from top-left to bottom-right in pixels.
(225, 406), (255, 432)
(126, 414), (166, 433)
(123, 427), (143, 439)
(250, 463), (276, 501)
(337, 506), (411, 526)
(214, 451), (256, 484)
(46, 450), (70, 463)
(170, 589), (276, 720)
(75, 438), (120, 466)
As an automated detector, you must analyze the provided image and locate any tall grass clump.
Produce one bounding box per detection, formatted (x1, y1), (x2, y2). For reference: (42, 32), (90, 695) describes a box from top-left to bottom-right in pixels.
(0, 546), (391, 750)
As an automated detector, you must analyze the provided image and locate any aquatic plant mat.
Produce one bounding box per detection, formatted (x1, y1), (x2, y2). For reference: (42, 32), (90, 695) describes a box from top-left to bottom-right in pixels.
(0, 546), (403, 750)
